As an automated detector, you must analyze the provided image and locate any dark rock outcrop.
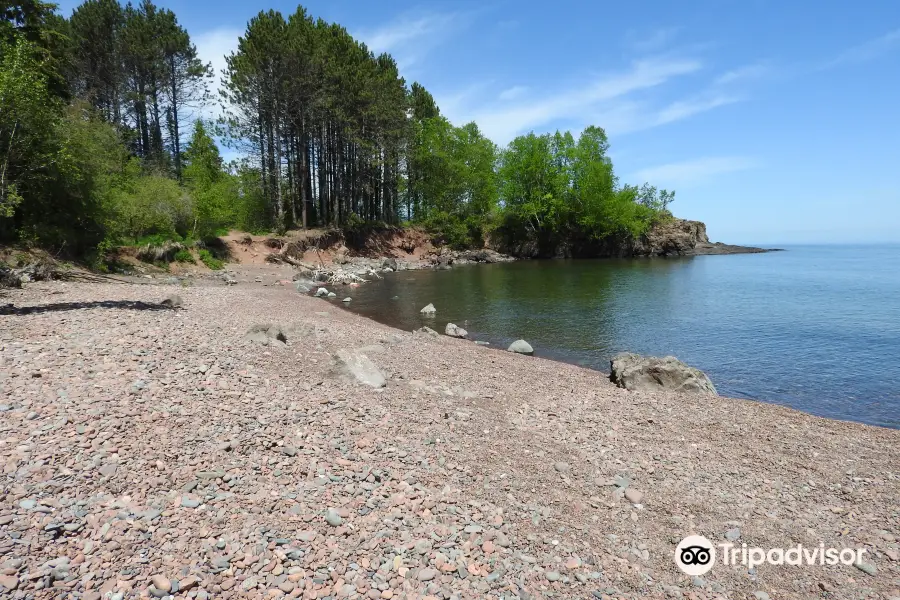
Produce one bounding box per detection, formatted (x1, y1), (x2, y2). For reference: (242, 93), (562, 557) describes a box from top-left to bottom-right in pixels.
(610, 352), (717, 396)
(492, 218), (777, 258)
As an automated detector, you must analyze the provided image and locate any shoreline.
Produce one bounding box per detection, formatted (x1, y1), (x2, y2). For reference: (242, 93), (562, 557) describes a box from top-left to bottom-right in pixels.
(1, 278), (897, 599)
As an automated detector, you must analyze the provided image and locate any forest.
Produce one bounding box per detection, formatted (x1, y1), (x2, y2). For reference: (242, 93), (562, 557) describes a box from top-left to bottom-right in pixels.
(1, 0), (675, 264)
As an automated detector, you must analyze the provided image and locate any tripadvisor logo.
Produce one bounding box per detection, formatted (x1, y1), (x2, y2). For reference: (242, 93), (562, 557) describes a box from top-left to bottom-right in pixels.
(675, 535), (716, 576)
(674, 535), (869, 575)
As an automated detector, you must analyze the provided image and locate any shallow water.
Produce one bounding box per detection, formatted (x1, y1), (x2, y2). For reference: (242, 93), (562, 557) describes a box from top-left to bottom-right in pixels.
(340, 245), (900, 428)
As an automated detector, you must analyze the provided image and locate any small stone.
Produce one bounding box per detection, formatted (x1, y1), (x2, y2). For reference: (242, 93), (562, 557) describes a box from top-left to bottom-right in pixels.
(18, 499), (36, 510)
(315, 288), (329, 298)
(160, 295), (183, 308)
(150, 575), (171, 592)
(180, 496), (201, 508)
(692, 577), (706, 588)
(725, 527), (741, 541)
(854, 561), (876, 576)
(546, 571), (561, 582)
(0, 575), (18, 590)
(624, 488), (644, 504)
(280, 446), (298, 457)
(418, 568), (437, 581)
(98, 463), (118, 478)
(444, 323), (468, 338)
(554, 462), (570, 473)
(342, 297), (352, 303)
(753, 592), (770, 600)
(325, 509), (343, 526)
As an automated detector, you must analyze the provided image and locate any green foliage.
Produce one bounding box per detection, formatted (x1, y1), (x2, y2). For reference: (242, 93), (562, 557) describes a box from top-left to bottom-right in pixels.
(197, 248), (222, 270)
(173, 248), (193, 263)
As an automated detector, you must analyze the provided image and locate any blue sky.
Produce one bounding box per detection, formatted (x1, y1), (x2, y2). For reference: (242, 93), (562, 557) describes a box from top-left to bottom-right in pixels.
(57, 0), (900, 244)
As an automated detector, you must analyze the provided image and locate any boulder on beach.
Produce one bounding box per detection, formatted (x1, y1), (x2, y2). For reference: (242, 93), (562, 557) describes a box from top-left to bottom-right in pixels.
(334, 349), (386, 388)
(609, 352), (717, 396)
(508, 340), (534, 355)
(415, 326), (439, 337)
(244, 324), (287, 346)
(382, 257), (398, 271)
(315, 287), (329, 297)
(160, 294), (183, 308)
(420, 303), (436, 315)
(445, 323), (468, 338)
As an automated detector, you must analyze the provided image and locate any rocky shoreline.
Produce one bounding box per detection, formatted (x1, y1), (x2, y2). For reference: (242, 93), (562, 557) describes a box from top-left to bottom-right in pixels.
(0, 277), (897, 600)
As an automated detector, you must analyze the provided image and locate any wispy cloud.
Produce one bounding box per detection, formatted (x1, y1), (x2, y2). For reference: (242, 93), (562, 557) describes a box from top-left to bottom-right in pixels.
(626, 27), (681, 53)
(441, 57), (704, 143)
(654, 94), (741, 126)
(632, 156), (758, 186)
(195, 26), (243, 118)
(715, 63), (769, 86)
(356, 11), (462, 70)
(822, 28), (900, 69)
(498, 85), (529, 101)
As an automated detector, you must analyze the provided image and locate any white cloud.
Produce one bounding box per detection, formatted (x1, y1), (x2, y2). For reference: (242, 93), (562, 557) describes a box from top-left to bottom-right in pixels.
(822, 28), (900, 69)
(194, 27), (243, 119)
(654, 94), (741, 126)
(444, 57), (703, 143)
(632, 156), (758, 187)
(498, 85), (529, 101)
(356, 11), (460, 70)
(715, 64), (769, 85)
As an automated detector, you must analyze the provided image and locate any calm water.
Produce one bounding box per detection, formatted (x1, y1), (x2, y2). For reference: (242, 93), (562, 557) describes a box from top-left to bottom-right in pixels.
(341, 245), (900, 428)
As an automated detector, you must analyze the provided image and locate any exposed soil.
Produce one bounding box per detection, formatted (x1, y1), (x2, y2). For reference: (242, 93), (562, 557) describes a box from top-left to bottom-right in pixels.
(0, 277), (897, 600)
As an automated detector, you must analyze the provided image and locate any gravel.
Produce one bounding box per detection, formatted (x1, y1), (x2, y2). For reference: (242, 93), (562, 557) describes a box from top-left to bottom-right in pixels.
(0, 274), (897, 600)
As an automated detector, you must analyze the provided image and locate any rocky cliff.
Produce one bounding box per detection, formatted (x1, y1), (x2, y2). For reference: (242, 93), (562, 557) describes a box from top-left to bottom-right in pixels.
(493, 218), (776, 258)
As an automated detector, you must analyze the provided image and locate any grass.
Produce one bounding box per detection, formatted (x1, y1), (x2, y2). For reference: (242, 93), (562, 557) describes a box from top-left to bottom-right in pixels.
(198, 249), (224, 270)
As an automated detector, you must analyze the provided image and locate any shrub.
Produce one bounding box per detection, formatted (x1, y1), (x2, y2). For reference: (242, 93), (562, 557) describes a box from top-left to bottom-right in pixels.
(198, 249), (223, 270)
(173, 249), (194, 263)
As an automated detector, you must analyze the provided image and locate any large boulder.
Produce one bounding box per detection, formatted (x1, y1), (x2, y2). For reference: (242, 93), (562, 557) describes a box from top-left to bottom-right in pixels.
(444, 323), (468, 338)
(244, 324), (288, 346)
(382, 257), (398, 271)
(609, 353), (717, 396)
(0, 266), (22, 289)
(334, 350), (386, 388)
(508, 340), (534, 355)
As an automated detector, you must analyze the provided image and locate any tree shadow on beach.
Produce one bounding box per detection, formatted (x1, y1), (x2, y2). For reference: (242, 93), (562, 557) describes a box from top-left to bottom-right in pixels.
(0, 300), (176, 316)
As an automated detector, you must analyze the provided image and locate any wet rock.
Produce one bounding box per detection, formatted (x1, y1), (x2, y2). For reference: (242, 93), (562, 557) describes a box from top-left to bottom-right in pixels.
(315, 287), (330, 297)
(610, 353), (717, 396)
(508, 340), (534, 355)
(445, 323), (468, 338)
(420, 303), (436, 315)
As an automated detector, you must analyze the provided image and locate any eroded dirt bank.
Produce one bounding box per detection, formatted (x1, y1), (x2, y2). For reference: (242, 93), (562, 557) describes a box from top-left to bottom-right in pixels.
(0, 280), (897, 600)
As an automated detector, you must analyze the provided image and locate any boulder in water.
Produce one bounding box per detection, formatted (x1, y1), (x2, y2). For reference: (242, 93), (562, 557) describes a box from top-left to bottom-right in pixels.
(315, 287), (329, 297)
(445, 323), (468, 338)
(420, 303), (436, 315)
(609, 353), (717, 396)
(508, 340), (534, 355)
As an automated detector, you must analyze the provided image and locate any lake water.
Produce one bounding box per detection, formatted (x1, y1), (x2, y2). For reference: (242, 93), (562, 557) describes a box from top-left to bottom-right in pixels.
(341, 245), (900, 429)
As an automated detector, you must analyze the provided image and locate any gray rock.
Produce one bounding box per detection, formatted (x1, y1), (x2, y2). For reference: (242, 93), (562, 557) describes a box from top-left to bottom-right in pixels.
(418, 568), (437, 581)
(420, 303), (436, 315)
(98, 463), (118, 478)
(180, 496), (201, 508)
(609, 353), (717, 396)
(334, 350), (386, 388)
(474, 340), (490, 346)
(244, 324), (287, 345)
(315, 287), (329, 298)
(444, 323), (468, 338)
(18, 499), (36, 510)
(508, 340), (534, 355)
(280, 446), (298, 457)
(324, 509), (343, 526)
(415, 326), (439, 338)
(160, 294), (183, 308)
(725, 527), (741, 541)
(294, 282), (311, 293)
(546, 571), (561, 582)
(553, 462), (570, 473)
(382, 257), (398, 270)
(327, 292), (337, 298)
(342, 297), (352, 303)
(854, 561), (876, 576)
(753, 593), (770, 600)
